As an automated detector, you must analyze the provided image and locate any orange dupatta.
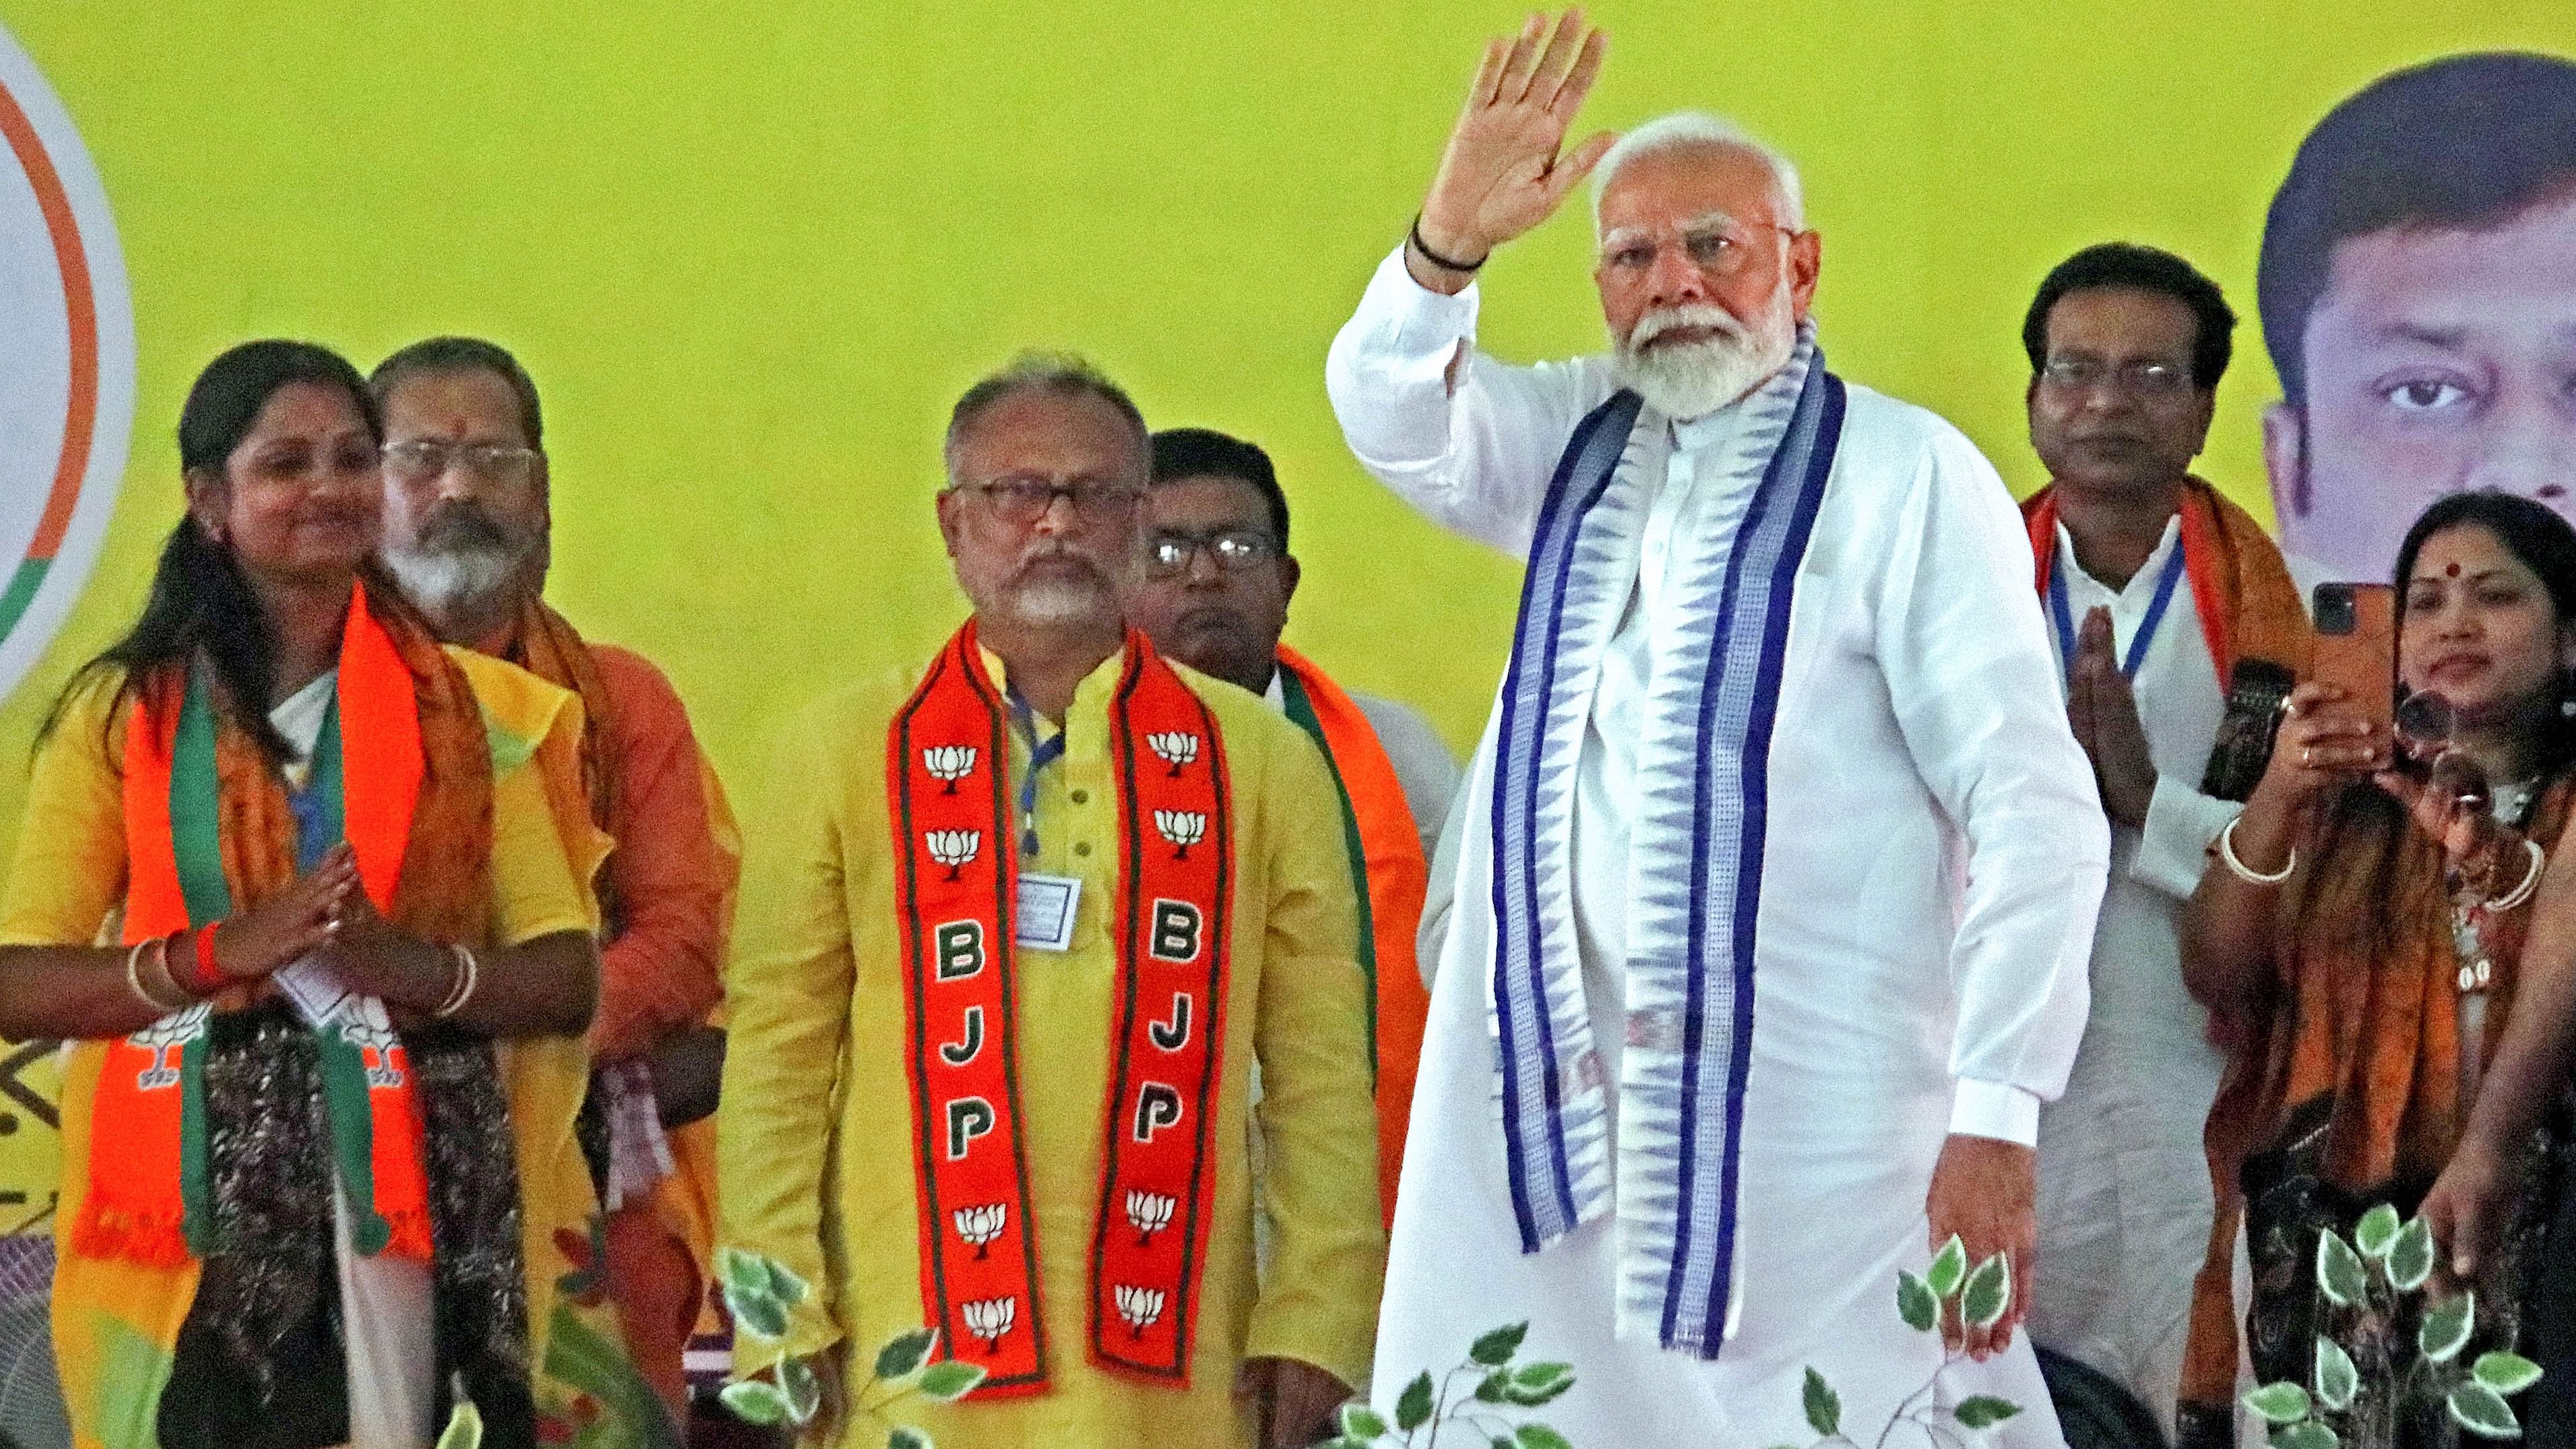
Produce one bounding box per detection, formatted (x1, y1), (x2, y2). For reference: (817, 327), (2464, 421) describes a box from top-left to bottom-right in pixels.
(1274, 645), (1432, 1226)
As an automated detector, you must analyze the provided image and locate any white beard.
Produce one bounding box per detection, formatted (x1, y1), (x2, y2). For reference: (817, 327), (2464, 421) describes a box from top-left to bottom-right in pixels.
(995, 567), (1119, 629)
(1612, 297), (1796, 421)
(381, 539), (522, 622)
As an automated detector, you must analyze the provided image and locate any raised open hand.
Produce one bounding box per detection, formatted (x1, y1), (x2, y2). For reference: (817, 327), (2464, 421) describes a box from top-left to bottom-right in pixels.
(1411, 9), (1614, 288)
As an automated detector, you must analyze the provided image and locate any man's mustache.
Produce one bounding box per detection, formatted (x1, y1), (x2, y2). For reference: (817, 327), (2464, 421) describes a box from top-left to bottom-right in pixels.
(1012, 545), (1110, 582)
(415, 501), (530, 556)
(1629, 305), (1749, 352)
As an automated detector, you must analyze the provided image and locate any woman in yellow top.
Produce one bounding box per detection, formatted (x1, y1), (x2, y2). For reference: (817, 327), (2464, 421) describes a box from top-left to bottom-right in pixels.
(0, 342), (671, 1449)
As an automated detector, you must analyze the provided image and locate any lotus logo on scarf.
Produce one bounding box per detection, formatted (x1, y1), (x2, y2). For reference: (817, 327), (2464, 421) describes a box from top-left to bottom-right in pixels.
(1153, 810), (1206, 859)
(1125, 1189), (1176, 1245)
(962, 1296), (1017, 1355)
(0, 24), (135, 712)
(125, 1010), (203, 1090)
(923, 745), (980, 793)
(952, 1202), (1007, 1260)
(1147, 732), (1199, 776)
(1114, 1285), (1167, 1338)
(925, 829), (982, 881)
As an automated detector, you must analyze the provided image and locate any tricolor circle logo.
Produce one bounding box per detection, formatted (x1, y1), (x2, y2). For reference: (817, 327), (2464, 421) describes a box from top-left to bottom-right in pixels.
(0, 24), (133, 708)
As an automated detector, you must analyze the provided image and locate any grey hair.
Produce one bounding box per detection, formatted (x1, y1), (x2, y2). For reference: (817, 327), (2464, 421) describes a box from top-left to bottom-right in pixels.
(1591, 112), (1806, 233)
(943, 349), (1150, 479)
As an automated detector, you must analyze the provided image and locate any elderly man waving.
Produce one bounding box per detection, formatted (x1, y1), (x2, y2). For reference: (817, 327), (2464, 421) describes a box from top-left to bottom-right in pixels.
(1326, 13), (2106, 1446)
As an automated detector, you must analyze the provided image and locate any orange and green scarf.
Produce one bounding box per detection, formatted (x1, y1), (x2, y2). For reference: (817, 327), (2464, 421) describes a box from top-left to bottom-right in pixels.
(82, 580), (482, 1266)
(1274, 644), (1430, 1227)
(887, 624), (1234, 1395)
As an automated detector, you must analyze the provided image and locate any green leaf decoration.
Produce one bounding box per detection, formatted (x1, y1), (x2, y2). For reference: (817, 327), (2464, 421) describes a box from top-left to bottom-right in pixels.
(1476, 1370), (1513, 1403)
(435, 1397), (484, 1449)
(1961, 1252), (2012, 1330)
(1513, 1362), (1575, 1392)
(2314, 1336), (2359, 1413)
(2354, 1203), (2403, 1261)
(1471, 1322), (1531, 1366)
(2449, 1380), (2523, 1440)
(1803, 1367), (1842, 1438)
(2316, 1231), (2368, 1309)
(1926, 1235), (1970, 1299)
(2242, 1381), (2313, 1425)
(720, 1380), (792, 1426)
(1953, 1396), (2023, 1429)
(2387, 1216), (2437, 1293)
(2420, 1291), (2477, 1365)
(1515, 1426), (1575, 1449)
(1897, 1271), (1939, 1334)
(1396, 1371), (1437, 1432)
(916, 1360), (988, 1403)
(726, 1283), (789, 1340)
(2273, 1421), (2341, 1449)
(1504, 1377), (1577, 1408)
(714, 1246), (768, 1296)
(889, 1429), (933, 1449)
(876, 1327), (939, 1380)
(765, 1258), (812, 1309)
(1340, 1404), (1390, 1439)
(2474, 1353), (2546, 1398)
(779, 1357), (822, 1423)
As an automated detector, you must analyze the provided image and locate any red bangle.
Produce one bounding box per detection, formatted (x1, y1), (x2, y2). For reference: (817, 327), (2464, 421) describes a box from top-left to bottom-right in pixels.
(175, 923), (225, 996)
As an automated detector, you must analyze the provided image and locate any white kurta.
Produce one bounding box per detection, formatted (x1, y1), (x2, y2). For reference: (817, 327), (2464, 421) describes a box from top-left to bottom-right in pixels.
(2028, 517), (2240, 1438)
(1327, 248), (2108, 1447)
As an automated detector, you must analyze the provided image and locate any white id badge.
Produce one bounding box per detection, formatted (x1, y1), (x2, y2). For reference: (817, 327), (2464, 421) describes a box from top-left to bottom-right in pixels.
(1015, 873), (1082, 952)
(272, 955), (358, 1029)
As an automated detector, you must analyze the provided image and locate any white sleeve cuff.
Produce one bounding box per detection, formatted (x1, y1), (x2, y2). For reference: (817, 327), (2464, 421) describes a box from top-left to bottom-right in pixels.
(1947, 1079), (2041, 1145)
(1362, 245), (1480, 355)
(2130, 775), (2242, 901)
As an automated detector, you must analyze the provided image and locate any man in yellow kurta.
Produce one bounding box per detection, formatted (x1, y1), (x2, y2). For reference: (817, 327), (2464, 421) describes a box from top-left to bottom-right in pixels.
(718, 353), (1384, 1449)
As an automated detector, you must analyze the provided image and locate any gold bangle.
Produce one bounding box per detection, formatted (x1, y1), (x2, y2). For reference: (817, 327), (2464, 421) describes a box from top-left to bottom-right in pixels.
(433, 943), (479, 1019)
(2217, 815), (2296, 886)
(2486, 839), (2548, 915)
(125, 938), (192, 1014)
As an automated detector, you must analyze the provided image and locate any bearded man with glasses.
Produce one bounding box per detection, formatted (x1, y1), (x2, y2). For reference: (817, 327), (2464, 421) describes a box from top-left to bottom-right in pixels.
(718, 354), (1383, 1448)
(371, 336), (741, 1432)
(1122, 427), (1462, 1231)
(1325, 11), (2111, 1445)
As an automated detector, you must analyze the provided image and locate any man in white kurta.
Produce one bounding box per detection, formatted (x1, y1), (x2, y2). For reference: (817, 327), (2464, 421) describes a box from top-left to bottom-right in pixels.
(1324, 16), (2107, 1446)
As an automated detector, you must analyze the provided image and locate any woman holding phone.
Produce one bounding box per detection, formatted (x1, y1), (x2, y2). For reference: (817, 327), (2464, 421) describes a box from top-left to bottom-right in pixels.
(2177, 491), (2576, 1446)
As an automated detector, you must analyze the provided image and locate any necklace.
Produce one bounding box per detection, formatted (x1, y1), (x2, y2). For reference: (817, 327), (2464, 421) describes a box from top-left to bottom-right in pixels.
(2452, 776), (2540, 994)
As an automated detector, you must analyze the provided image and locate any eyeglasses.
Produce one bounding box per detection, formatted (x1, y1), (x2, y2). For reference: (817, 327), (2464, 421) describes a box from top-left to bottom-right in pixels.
(947, 476), (1145, 524)
(1599, 221), (1797, 280)
(1141, 529), (1280, 578)
(383, 439), (542, 485)
(2038, 356), (2195, 398)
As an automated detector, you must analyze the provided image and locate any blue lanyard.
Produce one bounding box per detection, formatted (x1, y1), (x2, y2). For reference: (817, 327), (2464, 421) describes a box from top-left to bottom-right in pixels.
(1005, 686), (1067, 858)
(2048, 538), (2187, 682)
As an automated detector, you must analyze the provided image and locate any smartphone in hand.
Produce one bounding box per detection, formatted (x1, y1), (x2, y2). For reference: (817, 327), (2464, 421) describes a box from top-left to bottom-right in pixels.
(2313, 582), (2396, 768)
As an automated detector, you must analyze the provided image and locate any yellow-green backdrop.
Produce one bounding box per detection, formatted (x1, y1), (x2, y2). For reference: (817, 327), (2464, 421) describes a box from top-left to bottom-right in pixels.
(0, 2), (2571, 1202)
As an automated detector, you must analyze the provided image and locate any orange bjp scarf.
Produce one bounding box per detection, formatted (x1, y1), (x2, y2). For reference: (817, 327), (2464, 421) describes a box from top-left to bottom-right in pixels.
(2023, 476), (2312, 691)
(82, 580), (493, 1266)
(1274, 644), (1431, 1227)
(887, 624), (1236, 1394)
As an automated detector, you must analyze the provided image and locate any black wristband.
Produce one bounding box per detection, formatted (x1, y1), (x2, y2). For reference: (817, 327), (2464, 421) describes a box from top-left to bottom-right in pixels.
(1409, 214), (1486, 274)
